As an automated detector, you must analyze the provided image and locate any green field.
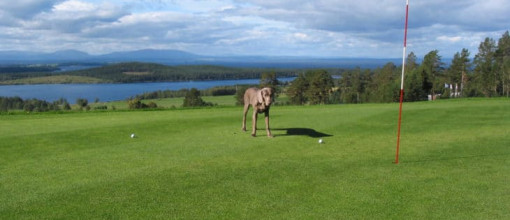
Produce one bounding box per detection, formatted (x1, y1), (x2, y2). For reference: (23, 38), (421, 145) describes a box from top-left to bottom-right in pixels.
(92, 94), (289, 110)
(1, 98), (509, 219)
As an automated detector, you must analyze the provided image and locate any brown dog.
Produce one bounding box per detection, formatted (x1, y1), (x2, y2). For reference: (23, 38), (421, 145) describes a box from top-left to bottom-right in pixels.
(242, 87), (274, 137)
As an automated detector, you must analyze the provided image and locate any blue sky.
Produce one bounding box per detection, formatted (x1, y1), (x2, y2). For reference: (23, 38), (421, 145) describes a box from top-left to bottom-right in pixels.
(0, 0), (508, 58)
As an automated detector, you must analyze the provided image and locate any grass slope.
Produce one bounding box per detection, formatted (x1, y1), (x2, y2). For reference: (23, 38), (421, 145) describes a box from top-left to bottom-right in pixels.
(94, 95), (238, 110)
(1, 99), (509, 219)
(94, 94), (288, 110)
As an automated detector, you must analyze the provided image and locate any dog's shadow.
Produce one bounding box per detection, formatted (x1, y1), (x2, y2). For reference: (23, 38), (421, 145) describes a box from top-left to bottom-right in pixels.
(271, 128), (333, 138)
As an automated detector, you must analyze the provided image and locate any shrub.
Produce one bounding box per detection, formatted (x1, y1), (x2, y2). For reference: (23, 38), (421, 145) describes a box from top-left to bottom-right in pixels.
(76, 98), (88, 108)
(234, 85), (252, 106)
(183, 88), (213, 107)
(127, 99), (158, 109)
(147, 102), (158, 108)
(127, 98), (146, 109)
(94, 105), (108, 110)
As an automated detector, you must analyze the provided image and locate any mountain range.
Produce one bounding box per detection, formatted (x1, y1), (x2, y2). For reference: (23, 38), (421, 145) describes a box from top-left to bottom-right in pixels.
(0, 49), (402, 68)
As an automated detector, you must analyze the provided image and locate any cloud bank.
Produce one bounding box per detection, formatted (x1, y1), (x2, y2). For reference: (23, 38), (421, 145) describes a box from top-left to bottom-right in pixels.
(0, 0), (508, 58)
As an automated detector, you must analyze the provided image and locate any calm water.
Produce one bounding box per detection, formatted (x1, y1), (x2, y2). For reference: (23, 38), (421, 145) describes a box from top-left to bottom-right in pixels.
(0, 78), (294, 103)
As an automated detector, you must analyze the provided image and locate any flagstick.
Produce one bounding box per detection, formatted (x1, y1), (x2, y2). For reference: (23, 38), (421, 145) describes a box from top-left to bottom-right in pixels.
(395, 0), (409, 164)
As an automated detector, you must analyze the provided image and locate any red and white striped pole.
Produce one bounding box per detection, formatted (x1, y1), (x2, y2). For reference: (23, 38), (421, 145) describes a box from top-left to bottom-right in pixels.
(395, 0), (409, 164)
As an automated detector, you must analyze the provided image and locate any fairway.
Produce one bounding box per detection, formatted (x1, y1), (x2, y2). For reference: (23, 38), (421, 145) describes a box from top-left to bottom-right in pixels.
(1, 98), (509, 219)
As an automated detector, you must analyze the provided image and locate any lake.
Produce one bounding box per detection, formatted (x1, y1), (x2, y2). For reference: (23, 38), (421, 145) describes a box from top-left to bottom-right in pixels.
(0, 78), (295, 103)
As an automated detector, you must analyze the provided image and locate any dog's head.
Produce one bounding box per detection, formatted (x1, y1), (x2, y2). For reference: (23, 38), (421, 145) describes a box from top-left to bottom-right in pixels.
(257, 87), (274, 106)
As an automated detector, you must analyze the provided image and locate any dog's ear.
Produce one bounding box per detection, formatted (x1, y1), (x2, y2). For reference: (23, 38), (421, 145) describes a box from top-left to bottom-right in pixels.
(257, 89), (264, 104)
(266, 87), (273, 97)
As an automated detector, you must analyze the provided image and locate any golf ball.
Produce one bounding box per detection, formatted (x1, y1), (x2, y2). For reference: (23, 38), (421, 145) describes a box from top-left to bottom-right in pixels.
(318, 139), (324, 144)
(131, 133), (135, 138)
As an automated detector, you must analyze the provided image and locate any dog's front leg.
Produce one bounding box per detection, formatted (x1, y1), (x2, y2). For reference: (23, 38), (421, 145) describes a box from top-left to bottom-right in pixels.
(264, 111), (272, 138)
(251, 110), (258, 137)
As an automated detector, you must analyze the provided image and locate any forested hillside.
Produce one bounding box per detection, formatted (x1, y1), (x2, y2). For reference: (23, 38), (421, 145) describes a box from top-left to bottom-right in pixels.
(67, 62), (300, 82)
(0, 63), (300, 84)
(327, 31), (510, 103)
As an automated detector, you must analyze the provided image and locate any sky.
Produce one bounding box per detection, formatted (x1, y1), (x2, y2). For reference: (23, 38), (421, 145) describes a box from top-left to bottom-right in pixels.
(0, 0), (508, 58)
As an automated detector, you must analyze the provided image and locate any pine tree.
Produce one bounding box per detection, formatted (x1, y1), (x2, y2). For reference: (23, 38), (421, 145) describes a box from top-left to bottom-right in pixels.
(305, 69), (334, 104)
(183, 88), (211, 107)
(286, 70), (333, 105)
(406, 52), (418, 72)
(404, 52), (427, 101)
(339, 68), (370, 103)
(496, 31), (510, 97)
(404, 70), (427, 101)
(260, 71), (279, 90)
(474, 37), (497, 97)
(286, 73), (308, 105)
(368, 62), (399, 103)
(447, 48), (471, 97)
(420, 50), (444, 99)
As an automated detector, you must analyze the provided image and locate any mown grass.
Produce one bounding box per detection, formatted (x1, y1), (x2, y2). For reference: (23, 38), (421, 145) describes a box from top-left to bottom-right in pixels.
(93, 94), (289, 110)
(91, 95), (237, 110)
(0, 98), (508, 219)
(94, 94), (287, 110)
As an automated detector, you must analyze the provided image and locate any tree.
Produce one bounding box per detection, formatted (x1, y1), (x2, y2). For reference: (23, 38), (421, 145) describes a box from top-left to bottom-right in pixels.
(183, 88), (212, 107)
(473, 37), (498, 97)
(339, 68), (370, 104)
(447, 48), (471, 97)
(127, 98), (146, 109)
(0, 97), (62, 112)
(305, 69), (334, 104)
(0, 96), (24, 111)
(63, 102), (71, 110)
(76, 98), (88, 109)
(23, 103), (35, 112)
(404, 52), (428, 101)
(420, 50), (444, 99)
(501, 56), (510, 97)
(368, 62), (399, 103)
(404, 69), (427, 101)
(127, 99), (158, 109)
(260, 71), (280, 100)
(260, 71), (279, 90)
(286, 70), (334, 105)
(496, 31), (510, 97)
(234, 85), (252, 106)
(286, 73), (308, 105)
(406, 52), (419, 72)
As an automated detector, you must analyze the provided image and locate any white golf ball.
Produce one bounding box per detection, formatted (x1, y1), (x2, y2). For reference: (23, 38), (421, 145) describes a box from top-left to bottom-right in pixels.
(318, 139), (324, 144)
(131, 133), (135, 138)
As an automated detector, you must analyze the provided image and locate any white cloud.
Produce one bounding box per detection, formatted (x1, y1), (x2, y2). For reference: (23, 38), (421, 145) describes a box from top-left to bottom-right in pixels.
(53, 0), (96, 12)
(0, 0), (508, 58)
(437, 36), (462, 43)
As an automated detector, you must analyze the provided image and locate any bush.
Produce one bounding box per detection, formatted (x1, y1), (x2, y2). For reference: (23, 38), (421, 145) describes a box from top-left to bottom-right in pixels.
(183, 88), (213, 107)
(210, 87), (237, 96)
(76, 98), (88, 108)
(147, 102), (158, 108)
(128, 99), (146, 109)
(127, 99), (158, 109)
(234, 85), (252, 106)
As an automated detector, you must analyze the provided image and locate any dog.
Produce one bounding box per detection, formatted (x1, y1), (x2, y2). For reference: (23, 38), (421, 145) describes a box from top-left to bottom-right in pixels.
(241, 87), (274, 137)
